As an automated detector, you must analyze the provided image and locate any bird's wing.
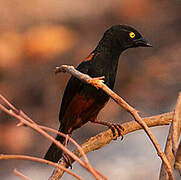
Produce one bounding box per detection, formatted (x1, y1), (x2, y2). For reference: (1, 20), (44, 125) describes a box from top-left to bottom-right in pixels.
(58, 61), (90, 123)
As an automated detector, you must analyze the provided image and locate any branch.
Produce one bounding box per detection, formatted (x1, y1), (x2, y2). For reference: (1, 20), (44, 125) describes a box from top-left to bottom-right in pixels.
(0, 94), (105, 180)
(159, 122), (175, 180)
(1, 92), (173, 180)
(0, 154), (83, 180)
(159, 92), (181, 180)
(50, 112), (173, 179)
(38, 125), (107, 180)
(172, 92), (181, 155)
(0, 65), (176, 180)
(173, 92), (181, 177)
(14, 169), (31, 180)
(55, 65), (174, 179)
(175, 142), (181, 175)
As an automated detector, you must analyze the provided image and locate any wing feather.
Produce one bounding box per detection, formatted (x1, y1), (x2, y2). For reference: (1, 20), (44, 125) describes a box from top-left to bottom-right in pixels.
(58, 61), (89, 122)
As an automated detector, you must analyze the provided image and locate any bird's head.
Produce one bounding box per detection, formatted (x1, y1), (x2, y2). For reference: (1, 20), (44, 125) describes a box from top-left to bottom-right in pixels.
(101, 24), (152, 52)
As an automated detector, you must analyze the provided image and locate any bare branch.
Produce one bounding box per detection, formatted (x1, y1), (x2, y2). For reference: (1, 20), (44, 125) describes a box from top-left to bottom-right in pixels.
(175, 142), (181, 175)
(159, 92), (181, 179)
(0, 154), (83, 180)
(172, 92), (181, 155)
(38, 125), (107, 180)
(2, 94), (170, 180)
(159, 125), (175, 180)
(173, 92), (181, 178)
(0, 65), (176, 180)
(0, 94), (90, 166)
(14, 169), (31, 180)
(55, 65), (174, 180)
(50, 112), (173, 179)
(0, 94), (104, 180)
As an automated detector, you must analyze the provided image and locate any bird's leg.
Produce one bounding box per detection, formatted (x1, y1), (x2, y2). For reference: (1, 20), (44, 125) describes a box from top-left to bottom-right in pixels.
(62, 134), (73, 168)
(91, 120), (124, 140)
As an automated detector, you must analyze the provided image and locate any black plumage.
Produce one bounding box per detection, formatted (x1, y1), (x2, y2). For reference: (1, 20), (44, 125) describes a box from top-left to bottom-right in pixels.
(44, 24), (152, 162)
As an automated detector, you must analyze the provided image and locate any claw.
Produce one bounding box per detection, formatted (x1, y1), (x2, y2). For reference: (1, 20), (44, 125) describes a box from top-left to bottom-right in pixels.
(118, 124), (124, 131)
(63, 153), (72, 169)
(110, 125), (116, 139)
(115, 125), (121, 137)
(109, 123), (124, 140)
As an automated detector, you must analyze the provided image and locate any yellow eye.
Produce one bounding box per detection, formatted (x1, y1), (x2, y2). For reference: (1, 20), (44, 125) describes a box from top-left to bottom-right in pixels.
(129, 32), (135, 38)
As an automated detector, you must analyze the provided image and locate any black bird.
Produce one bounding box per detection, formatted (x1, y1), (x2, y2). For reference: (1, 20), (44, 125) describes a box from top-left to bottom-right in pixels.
(44, 24), (152, 163)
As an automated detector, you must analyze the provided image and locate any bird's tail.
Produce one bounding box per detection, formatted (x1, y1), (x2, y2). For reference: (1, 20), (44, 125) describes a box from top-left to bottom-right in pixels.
(44, 133), (65, 163)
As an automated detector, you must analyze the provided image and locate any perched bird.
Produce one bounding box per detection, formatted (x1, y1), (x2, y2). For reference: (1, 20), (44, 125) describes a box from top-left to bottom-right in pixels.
(44, 24), (152, 163)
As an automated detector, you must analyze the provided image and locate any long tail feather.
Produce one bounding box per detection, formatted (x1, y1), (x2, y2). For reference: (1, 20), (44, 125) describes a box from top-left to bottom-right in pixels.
(44, 134), (65, 163)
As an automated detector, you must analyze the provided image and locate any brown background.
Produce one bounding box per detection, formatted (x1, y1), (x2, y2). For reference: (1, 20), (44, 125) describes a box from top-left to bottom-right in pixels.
(0, 0), (181, 179)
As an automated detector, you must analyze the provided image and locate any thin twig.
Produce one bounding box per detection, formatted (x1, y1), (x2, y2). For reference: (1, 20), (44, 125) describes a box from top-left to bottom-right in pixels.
(0, 94), (90, 166)
(14, 169), (31, 180)
(0, 94), (105, 180)
(172, 92), (181, 155)
(39, 125), (89, 164)
(0, 64), (176, 180)
(0, 154), (83, 180)
(159, 92), (181, 180)
(0, 103), (85, 168)
(0, 94), (20, 115)
(55, 65), (174, 180)
(159, 124), (175, 180)
(0, 104), (103, 180)
(175, 142), (181, 175)
(0, 93), (173, 180)
(51, 112), (173, 179)
(38, 125), (107, 180)
(173, 92), (181, 177)
(0, 94), (34, 126)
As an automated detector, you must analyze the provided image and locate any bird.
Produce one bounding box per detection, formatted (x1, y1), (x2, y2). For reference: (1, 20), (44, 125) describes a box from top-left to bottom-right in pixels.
(44, 24), (152, 163)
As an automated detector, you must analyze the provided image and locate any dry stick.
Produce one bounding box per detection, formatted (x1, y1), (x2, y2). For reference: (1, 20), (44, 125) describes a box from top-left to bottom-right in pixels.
(1, 92), (172, 180)
(175, 142), (181, 175)
(0, 94), (19, 114)
(172, 92), (181, 155)
(39, 125), (89, 164)
(14, 169), (32, 180)
(76, 112), (173, 155)
(0, 94), (91, 168)
(49, 112), (173, 180)
(51, 112), (173, 180)
(0, 155), (83, 180)
(0, 104), (84, 180)
(0, 94), (35, 126)
(173, 93), (181, 177)
(0, 95), (106, 180)
(55, 65), (174, 180)
(159, 123), (175, 180)
(0, 94), (89, 165)
(0, 103), (102, 180)
(159, 92), (181, 180)
(38, 125), (107, 180)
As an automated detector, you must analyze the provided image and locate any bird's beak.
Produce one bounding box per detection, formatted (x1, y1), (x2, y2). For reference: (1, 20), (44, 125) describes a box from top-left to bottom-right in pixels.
(135, 37), (152, 47)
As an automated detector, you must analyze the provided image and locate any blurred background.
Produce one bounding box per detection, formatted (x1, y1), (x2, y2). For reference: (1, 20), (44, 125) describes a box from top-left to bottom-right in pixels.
(0, 0), (180, 179)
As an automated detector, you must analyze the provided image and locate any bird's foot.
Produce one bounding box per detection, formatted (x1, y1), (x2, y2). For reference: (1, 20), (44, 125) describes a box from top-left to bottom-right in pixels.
(62, 153), (72, 169)
(91, 120), (124, 140)
(108, 123), (124, 140)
